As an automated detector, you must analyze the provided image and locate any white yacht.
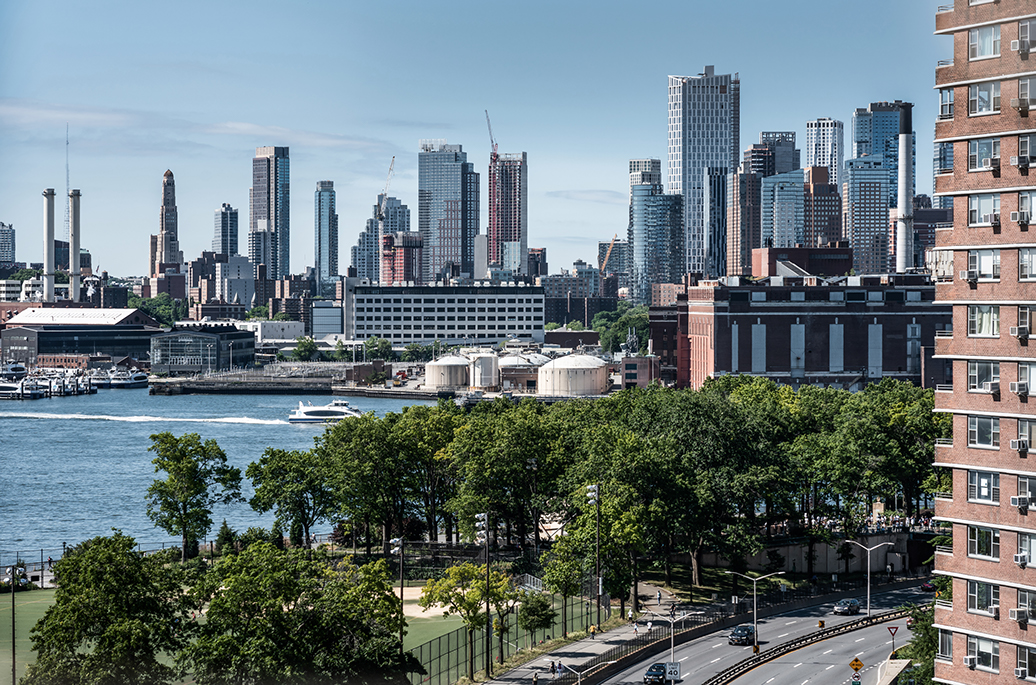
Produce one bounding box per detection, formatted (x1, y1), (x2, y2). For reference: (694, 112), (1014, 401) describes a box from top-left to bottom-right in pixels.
(288, 399), (362, 424)
(1, 361), (27, 380)
(110, 369), (149, 389)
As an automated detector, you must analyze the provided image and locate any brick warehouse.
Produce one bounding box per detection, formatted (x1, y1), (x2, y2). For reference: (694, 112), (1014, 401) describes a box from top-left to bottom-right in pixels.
(930, 2), (1036, 684)
(659, 273), (951, 390)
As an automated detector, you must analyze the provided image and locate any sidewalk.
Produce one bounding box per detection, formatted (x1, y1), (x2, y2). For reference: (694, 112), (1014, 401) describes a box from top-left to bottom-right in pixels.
(487, 582), (678, 684)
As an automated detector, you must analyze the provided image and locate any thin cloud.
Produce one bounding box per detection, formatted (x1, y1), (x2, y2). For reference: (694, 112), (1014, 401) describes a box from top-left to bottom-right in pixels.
(545, 189), (625, 205)
(203, 122), (393, 153)
(0, 99), (137, 128)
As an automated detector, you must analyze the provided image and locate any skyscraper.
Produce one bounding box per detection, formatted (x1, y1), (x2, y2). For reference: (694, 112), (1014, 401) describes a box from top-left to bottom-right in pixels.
(842, 157), (889, 273)
(350, 224), (380, 283)
(851, 102), (915, 207)
(803, 166), (842, 248)
(931, 5), (1036, 683)
(381, 232), (422, 286)
(249, 146), (290, 278)
(417, 140), (479, 283)
(726, 170), (761, 277)
(805, 118), (845, 190)
(151, 170), (183, 277)
(628, 161), (684, 306)
(0, 222), (14, 265)
(761, 170), (805, 249)
(487, 151), (528, 276)
(314, 181), (338, 297)
(213, 203), (238, 256)
(668, 66), (740, 277)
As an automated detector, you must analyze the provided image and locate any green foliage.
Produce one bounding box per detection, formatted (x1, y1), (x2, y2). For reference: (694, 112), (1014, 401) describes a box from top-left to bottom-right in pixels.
(8, 268), (41, 281)
(292, 336), (318, 361)
(214, 519), (236, 557)
(272, 312), (291, 321)
(898, 604), (936, 685)
(128, 292), (184, 327)
(516, 592), (557, 645)
(246, 305), (268, 320)
(543, 322), (561, 331)
(365, 336), (396, 361)
(333, 338), (352, 362)
(246, 448), (337, 548)
(566, 320), (585, 331)
(419, 562), (499, 681)
(593, 302), (649, 353)
(144, 432), (244, 563)
(178, 544), (419, 683)
(269, 521), (285, 550)
(21, 531), (187, 685)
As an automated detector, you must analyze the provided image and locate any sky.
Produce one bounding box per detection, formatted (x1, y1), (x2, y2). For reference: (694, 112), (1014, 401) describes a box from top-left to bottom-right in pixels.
(0, 0), (947, 278)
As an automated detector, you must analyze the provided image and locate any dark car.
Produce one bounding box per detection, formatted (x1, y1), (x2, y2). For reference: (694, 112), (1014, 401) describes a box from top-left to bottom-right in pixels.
(920, 581), (937, 592)
(833, 598), (861, 615)
(644, 663), (667, 684)
(729, 625), (755, 645)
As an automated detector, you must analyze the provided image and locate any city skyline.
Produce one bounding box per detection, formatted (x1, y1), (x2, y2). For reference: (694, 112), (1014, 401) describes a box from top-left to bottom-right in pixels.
(0, 1), (946, 277)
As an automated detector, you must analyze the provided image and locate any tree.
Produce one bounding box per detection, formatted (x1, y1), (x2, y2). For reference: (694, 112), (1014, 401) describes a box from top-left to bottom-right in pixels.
(179, 543), (419, 684)
(246, 448), (337, 549)
(516, 591), (557, 648)
(366, 336), (396, 361)
(419, 562), (491, 681)
(214, 519), (236, 556)
(540, 542), (583, 638)
(898, 604), (936, 684)
(145, 432), (244, 563)
(246, 305), (269, 320)
(332, 338), (352, 361)
(292, 336), (318, 361)
(543, 322), (561, 331)
(566, 320), (585, 331)
(21, 531), (188, 685)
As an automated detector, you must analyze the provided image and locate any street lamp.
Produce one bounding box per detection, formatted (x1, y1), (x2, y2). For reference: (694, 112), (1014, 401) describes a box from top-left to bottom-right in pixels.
(475, 512), (491, 677)
(847, 540), (895, 617)
(647, 606), (688, 664)
(586, 483), (601, 629)
(560, 660), (617, 685)
(724, 570), (785, 651)
(206, 343), (212, 374)
(390, 537), (404, 655)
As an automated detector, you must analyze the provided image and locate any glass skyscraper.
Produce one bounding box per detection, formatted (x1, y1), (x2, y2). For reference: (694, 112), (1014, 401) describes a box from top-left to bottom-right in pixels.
(488, 151), (528, 276)
(761, 169), (805, 248)
(851, 102), (915, 208)
(628, 176), (684, 306)
(314, 181), (338, 297)
(212, 203), (238, 256)
(249, 146), (290, 278)
(417, 140), (479, 283)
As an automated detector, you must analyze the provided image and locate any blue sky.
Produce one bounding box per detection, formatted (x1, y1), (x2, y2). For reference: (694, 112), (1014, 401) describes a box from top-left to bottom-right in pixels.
(0, 0), (945, 278)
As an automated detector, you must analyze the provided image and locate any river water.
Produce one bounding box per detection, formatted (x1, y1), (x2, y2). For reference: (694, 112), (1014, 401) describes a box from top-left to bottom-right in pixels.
(0, 389), (434, 564)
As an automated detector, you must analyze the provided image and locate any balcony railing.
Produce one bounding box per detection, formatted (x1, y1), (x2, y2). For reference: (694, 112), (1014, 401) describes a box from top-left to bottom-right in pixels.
(934, 491), (953, 500)
(936, 544), (954, 555)
(936, 330), (953, 338)
(937, 4), (954, 12)
(937, 59), (954, 68)
(935, 599), (953, 610)
(936, 384), (954, 392)
(936, 438), (954, 447)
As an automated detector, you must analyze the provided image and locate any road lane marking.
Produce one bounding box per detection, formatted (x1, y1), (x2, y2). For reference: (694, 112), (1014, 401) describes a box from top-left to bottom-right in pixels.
(766, 679), (775, 684)
(711, 658), (721, 663)
(802, 680), (809, 685)
(786, 620), (796, 625)
(856, 652), (865, 657)
(778, 632), (789, 637)
(712, 644), (721, 649)
(855, 637), (866, 642)
(823, 649), (833, 655)
(885, 640), (893, 645)
(679, 657), (688, 662)
(825, 665), (835, 670)
(793, 663), (803, 668)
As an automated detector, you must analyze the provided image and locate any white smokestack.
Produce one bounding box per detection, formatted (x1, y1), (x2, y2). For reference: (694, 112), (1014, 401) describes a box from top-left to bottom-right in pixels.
(895, 104), (913, 274)
(42, 189), (55, 302)
(69, 189), (81, 302)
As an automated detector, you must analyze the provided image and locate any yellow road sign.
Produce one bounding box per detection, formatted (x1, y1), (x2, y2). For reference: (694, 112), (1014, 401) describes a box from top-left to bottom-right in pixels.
(850, 658), (864, 672)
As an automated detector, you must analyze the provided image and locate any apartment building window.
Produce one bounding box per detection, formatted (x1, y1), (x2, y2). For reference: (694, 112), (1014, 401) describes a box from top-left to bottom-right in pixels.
(968, 525), (1000, 558)
(968, 194), (1000, 224)
(967, 580), (1000, 613)
(1019, 590), (1036, 619)
(968, 361), (1000, 391)
(967, 304), (1000, 336)
(968, 415), (1000, 447)
(1021, 249), (1036, 280)
(1020, 646), (1036, 679)
(938, 629), (953, 661)
(1022, 20), (1032, 45)
(1021, 532), (1036, 559)
(969, 25), (1001, 59)
(968, 249), (1000, 278)
(1021, 78), (1031, 107)
(968, 635), (999, 672)
(1021, 306), (1032, 330)
(1022, 135), (1032, 160)
(1021, 192), (1032, 219)
(968, 470), (1000, 502)
(969, 81), (1001, 114)
(940, 88), (954, 119)
(968, 138), (1000, 170)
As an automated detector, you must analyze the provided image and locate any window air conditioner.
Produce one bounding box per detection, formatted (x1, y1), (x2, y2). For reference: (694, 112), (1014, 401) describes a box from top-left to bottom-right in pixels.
(1012, 438), (1030, 452)
(1017, 666), (1029, 679)
(1014, 40), (1021, 52)
(982, 157), (993, 170)
(960, 269), (979, 282)
(1011, 325), (1030, 339)
(1016, 551), (1030, 567)
(1011, 495), (1030, 508)
(964, 655), (977, 668)
(1011, 608), (1029, 623)
(1011, 381), (1029, 395)
(982, 381), (1000, 394)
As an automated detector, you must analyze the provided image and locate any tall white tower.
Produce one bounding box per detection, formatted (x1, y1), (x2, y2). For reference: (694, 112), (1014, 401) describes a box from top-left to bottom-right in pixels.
(805, 118), (844, 191)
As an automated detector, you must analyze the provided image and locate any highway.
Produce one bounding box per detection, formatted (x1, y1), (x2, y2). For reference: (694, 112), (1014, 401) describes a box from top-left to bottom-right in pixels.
(727, 621), (910, 685)
(592, 587), (924, 685)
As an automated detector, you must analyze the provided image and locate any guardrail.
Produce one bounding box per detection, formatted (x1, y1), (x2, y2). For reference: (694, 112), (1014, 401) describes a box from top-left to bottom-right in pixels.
(699, 607), (912, 685)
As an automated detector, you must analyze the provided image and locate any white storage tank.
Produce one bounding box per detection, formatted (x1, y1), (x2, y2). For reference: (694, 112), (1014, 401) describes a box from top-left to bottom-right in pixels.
(425, 355), (469, 390)
(469, 353), (500, 390)
(499, 353), (550, 368)
(537, 355), (609, 397)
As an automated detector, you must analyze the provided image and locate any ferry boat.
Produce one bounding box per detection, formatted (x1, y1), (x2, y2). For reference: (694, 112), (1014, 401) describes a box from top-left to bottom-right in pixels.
(288, 399), (362, 424)
(0, 361), (27, 380)
(110, 369), (149, 389)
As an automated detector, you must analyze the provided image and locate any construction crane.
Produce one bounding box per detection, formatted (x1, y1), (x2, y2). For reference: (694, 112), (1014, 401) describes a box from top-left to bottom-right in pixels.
(376, 156), (395, 281)
(485, 110), (498, 157)
(600, 234), (618, 273)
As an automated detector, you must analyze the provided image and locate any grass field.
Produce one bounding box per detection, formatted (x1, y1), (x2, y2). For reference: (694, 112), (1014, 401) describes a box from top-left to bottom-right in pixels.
(0, 589), (56, 682)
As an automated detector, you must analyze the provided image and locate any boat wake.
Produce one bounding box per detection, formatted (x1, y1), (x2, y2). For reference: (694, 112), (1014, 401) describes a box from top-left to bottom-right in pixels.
(0, 412), (288, 425)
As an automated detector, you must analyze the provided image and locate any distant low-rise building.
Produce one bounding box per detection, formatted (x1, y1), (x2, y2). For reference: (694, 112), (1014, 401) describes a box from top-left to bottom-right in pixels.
(150, 322), (255, 375)
(1, 308), (161, 365)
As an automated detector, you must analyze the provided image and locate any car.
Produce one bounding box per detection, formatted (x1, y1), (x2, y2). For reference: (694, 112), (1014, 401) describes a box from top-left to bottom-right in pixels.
(644, 663), (668, 684)
(833, 598), (861, 615)
(920, 581), (937, 592)
(906, 615), (916, 630)
(728, 624), (755, 645)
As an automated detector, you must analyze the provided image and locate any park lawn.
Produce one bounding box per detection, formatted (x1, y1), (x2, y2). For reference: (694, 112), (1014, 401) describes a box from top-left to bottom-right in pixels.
(0, 589), (56, 682)
(404, 610), (466, 650)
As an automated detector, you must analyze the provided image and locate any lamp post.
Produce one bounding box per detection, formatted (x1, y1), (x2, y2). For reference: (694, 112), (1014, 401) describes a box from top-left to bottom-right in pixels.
(527, 458), (539, 555)
(647, 607), (687, 664)
(475, 512), (491, 677)
(586, 483), (601, 629)
(390, 537), (404, 655)
(206, 343), (212, 374)
(724, 570), (785, 651)
(847, 540), (894, 617)
(560, 660), (617, 685)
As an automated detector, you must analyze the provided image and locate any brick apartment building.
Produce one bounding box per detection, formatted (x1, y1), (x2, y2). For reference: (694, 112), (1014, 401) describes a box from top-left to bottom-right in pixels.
(930, 2), (1036, 682)
(660, 274), (950, 389)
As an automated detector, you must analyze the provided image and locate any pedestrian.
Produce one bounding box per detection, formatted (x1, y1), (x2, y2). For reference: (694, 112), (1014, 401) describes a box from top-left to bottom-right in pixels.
(627, 608), (633, 623)
(47, 556), (52, 569)
(590, 623), (596, 639)
(657, 589), (662, 605)
(647, 621), (653, 633)
(634, 622), (639, 635)
(533, 671), (539, 685)
(550, 661), (556, 680)
(557, 660), (563, 676)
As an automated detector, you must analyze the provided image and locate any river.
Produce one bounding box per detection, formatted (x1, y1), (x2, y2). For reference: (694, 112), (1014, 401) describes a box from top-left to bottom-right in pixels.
(0, 388), (434, 564)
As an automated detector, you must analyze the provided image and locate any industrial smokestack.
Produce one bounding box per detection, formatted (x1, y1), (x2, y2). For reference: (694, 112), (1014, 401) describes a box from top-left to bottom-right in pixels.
(895, 103), (914, 274)
(69, 189), (81, 302)
(43, 189), (55, 302)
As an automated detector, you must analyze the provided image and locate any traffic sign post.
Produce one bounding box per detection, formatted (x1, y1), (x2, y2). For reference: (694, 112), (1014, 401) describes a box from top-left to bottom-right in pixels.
(889, 625), (899, 653)
(852, 673), (861, 682)
(665, 662), (680, 682)
(850, 657), (864, 672)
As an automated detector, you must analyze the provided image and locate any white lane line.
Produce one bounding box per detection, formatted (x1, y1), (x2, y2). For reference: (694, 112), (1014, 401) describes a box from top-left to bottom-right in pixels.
(855, 637), (866, 642)
(885, 640), (893, 645)
(825, 665), (835, 671)
(778, 632), (789, 637)
(786, 620), (796, 625)
(802, 680), (809, 685)
(856, 652), (865, 657)
(711, 657), (721, 663)
(766, 679), (775, 684)
(793, 662), (803, 668)
(712, 644), (721, 649)
(822, 649), (833, 655)
(679, 657), (688, 662)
